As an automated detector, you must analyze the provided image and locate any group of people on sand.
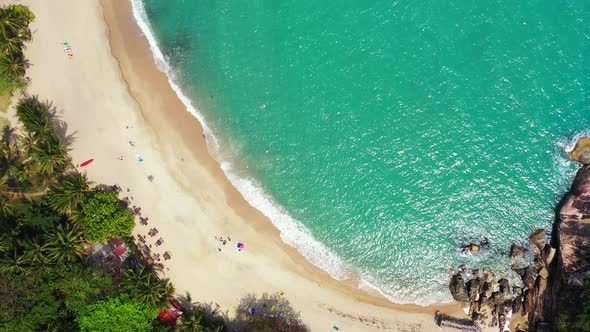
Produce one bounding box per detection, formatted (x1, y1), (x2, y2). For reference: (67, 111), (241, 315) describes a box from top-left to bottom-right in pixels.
(215, 235), (231, 252)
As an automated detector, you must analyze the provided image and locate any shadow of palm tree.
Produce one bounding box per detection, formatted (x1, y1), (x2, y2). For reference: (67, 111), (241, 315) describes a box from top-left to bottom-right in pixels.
(175, 292), (227, 331)
(24, 95), (78, 145)
(231, 292), (309, 332)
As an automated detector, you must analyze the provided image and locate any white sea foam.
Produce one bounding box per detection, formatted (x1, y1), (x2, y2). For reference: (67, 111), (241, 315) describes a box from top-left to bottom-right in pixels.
(358, 277), (453, 306)
(130, 0), (351, 282)
(563, 129), (590, 153)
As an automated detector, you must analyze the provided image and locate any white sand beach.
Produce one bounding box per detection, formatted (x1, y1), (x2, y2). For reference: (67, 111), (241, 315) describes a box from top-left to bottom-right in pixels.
(2, 0), (481, 330)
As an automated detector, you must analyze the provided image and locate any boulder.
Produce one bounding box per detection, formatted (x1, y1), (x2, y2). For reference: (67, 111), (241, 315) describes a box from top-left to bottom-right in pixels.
(512, 294), (523, 315)
(528, 275), (549, 327)
(492, 291), (504, 305)
(522, 267), (536, 289)
(523, 288), (536, 314)
(529, 229), (547, 252)
(543, 246), (556, 265)
(478, 293), (489, 307)
(462, 243), (480, 253)
(510, 244), (526, 260)
(498, 278), (510, 295)
(449, 273), (469, 302)
(568, 136), (590, 164)
(467, 278), (481, 302)
(538, 267), (549, 280)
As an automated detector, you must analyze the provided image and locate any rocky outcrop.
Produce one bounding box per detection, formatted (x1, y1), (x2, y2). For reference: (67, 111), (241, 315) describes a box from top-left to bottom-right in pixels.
(568, 136), (590, 164)
(450, 273), (469, 302)
(442, 136), (590, 331)
(447, 229), (556, 331)
(559, 164), (590, 287)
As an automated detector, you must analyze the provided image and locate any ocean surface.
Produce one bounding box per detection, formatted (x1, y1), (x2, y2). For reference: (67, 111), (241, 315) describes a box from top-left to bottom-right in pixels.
(135, 0), (590, 304)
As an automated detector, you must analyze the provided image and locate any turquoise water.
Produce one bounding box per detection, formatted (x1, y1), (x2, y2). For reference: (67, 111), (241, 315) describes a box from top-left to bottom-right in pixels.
(136, 0), (590, 304)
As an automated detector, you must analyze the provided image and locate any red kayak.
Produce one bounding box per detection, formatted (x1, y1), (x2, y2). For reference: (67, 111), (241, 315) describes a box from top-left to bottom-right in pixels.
(80, 159), (94, 167)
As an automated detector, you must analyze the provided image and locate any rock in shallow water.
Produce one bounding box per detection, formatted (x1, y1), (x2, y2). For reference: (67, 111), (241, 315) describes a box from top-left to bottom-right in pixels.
(528, 229), (547, 252)
(568, 136), (590, 164)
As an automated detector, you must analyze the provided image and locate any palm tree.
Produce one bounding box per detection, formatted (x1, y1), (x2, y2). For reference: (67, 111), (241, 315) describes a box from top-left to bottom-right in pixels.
(0, 193), (13, 216)
(1, 124), (18, 149)
(47, 172), (90, 214)
(0, 5), (32, 42)
(18, 131), (36, 156)
(15, 97), (52, 136)
(123, 268), (175, 309)
(0, 249), (30, 275)
(23, 237), (53, 278)
(28, 135), (71, 179)
(0, 35), (22, 56)
(0, 234), (10, 253)
(178, 293), (226, 332)
(0, 52), (27, 81)
(179, 309), (206, 332)
(46, 223), (85, 263)
(0, 7), (22, 40)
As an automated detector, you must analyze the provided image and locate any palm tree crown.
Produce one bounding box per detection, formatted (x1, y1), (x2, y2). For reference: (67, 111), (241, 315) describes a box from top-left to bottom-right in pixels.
(47, 172), (90, 214)
(123, 268), (175, 309)
(46, 223), (85, 263)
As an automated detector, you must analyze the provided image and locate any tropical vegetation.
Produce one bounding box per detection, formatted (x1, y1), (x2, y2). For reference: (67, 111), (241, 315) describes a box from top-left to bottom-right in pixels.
(0, 4), (33, 94)
(0, 93), (230, 331)
(79, 191), (135, 242)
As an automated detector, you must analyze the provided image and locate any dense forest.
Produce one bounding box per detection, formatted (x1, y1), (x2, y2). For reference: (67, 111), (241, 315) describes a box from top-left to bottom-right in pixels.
(0, 4), (309, 332)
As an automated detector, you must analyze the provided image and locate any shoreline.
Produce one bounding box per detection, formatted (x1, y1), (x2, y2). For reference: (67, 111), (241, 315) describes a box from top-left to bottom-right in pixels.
(104, 0), (460, 309)
(127, 0), (354, 289)
(15, 0), (475, 330)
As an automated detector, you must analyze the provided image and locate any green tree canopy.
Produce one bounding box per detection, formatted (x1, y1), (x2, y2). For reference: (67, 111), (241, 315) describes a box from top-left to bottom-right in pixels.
(79, 191), (134, 242)
(46, 223), (85, 263)
(123, 267), (175, 310)
(76, 294), (156, 332)
(0, 4), (33, 94)
(47, 172), (90, 214)
(49, 266), (114, 316)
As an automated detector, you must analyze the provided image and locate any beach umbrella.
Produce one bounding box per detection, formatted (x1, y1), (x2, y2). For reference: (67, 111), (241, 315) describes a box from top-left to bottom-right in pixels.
(237, 242), (245, 250)
(80, 159), (94, 167)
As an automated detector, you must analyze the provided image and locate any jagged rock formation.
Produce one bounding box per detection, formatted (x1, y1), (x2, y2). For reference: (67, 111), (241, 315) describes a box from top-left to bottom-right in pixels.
(448, 229), (556, 331)
(450, 273), (470, 302)
(559, 164), (590, 286)
(443, 137), (590, 331)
